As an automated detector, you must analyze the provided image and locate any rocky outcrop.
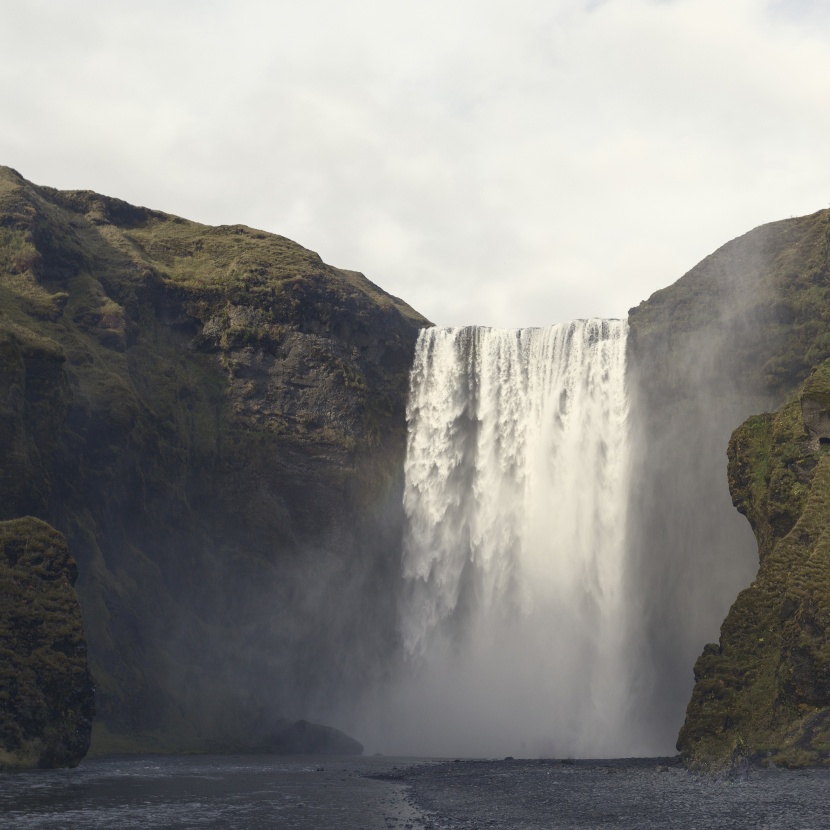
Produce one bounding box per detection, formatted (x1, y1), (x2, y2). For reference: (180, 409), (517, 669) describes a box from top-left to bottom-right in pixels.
(677, 360), (830, 768)
(254, 719), (363, 756)
(0, 166), (429, 753)
(0, 517), (94, 768)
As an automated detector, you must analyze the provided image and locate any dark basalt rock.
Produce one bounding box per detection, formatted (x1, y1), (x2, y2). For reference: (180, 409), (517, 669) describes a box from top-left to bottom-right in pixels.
(0, 517), (95, 769)
(254, 719), (363, 756)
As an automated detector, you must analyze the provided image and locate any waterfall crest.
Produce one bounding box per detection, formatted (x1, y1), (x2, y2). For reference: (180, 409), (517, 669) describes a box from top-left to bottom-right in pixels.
(398, 319), (635, 757)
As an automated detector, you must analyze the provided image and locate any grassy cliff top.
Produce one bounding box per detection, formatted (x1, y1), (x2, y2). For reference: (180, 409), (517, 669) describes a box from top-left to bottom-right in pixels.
(0, 165), (430, 754)
(0, 165), (428, 329)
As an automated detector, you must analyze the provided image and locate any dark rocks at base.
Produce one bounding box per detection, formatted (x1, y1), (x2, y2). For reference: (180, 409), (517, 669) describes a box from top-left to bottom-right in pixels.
(254, 718), (363, 756)
(0, 517), (95, 769)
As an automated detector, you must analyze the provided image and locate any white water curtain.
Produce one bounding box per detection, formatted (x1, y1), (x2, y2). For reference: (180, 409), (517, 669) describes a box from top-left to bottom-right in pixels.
(398, 320), (635, 758)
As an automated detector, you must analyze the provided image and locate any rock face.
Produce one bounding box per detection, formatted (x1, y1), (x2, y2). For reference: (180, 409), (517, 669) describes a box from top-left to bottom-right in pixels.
(0, 166), (429, 752)
(0, 517), (94, 769)
(626, 206), (830, 750)
(677, 360), (830, 768)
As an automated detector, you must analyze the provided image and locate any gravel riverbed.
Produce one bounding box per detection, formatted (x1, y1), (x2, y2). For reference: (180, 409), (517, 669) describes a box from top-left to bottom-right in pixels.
(390, 756), (830, 829)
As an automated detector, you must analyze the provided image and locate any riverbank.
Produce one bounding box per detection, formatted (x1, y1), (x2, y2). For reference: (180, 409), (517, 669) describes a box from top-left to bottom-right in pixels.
(3, 754), (829, 829)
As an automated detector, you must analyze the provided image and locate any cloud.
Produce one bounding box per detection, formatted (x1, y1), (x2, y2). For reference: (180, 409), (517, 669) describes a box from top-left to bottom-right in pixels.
(2, 0), (830, 326)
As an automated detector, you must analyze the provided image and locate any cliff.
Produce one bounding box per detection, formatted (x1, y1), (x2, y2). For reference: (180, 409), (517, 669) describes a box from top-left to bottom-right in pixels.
(626, 206), (830, 751)
(677, 360), (830, 768)
(0, 517), (94, 769)
(0, 166), (429, 754)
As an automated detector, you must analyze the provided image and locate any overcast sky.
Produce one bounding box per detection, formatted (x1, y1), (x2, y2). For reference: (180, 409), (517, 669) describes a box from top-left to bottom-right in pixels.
(2, 0), (829, 327)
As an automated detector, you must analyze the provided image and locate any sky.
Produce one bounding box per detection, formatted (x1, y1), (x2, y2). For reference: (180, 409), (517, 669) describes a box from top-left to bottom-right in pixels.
(2, 0), (830, 328)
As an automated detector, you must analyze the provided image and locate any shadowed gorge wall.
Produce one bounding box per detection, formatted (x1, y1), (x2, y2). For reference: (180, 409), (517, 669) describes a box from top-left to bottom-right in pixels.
(0, 166), (429, 752)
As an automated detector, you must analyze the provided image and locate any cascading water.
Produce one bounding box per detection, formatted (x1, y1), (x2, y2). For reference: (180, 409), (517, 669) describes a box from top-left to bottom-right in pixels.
(394, 319), (638, 758)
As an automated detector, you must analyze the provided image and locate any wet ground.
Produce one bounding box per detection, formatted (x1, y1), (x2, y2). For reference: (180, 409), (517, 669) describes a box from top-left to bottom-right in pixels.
(2, 754), (830, 828)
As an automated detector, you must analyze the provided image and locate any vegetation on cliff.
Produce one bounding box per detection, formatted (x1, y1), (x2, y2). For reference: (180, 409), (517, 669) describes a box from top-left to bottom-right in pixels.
(0, 517), (94, 769)
(0, 166), (429, 753)
(678, 359), (830, 768)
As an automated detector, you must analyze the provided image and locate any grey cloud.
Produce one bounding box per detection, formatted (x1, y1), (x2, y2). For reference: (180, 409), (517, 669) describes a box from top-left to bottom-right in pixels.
(2, 0), (830, 326)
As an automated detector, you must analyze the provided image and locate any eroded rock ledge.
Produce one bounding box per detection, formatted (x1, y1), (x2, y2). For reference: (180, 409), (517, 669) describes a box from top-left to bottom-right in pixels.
(678, 360), (830, 769)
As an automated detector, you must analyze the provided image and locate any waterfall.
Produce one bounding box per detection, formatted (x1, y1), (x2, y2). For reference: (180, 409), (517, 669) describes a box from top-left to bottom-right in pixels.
(397, 319), (636, 758)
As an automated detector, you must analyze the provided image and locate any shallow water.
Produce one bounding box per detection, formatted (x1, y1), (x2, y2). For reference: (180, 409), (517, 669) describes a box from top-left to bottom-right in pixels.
(0, 755), (416, 830)
(2, 755), (830, 829)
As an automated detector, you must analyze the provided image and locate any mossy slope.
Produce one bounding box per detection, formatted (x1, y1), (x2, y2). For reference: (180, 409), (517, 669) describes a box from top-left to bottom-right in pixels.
(0, 166), (429, 753)
(0, 517), (94, 769)
(678, 360), (830, 769)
